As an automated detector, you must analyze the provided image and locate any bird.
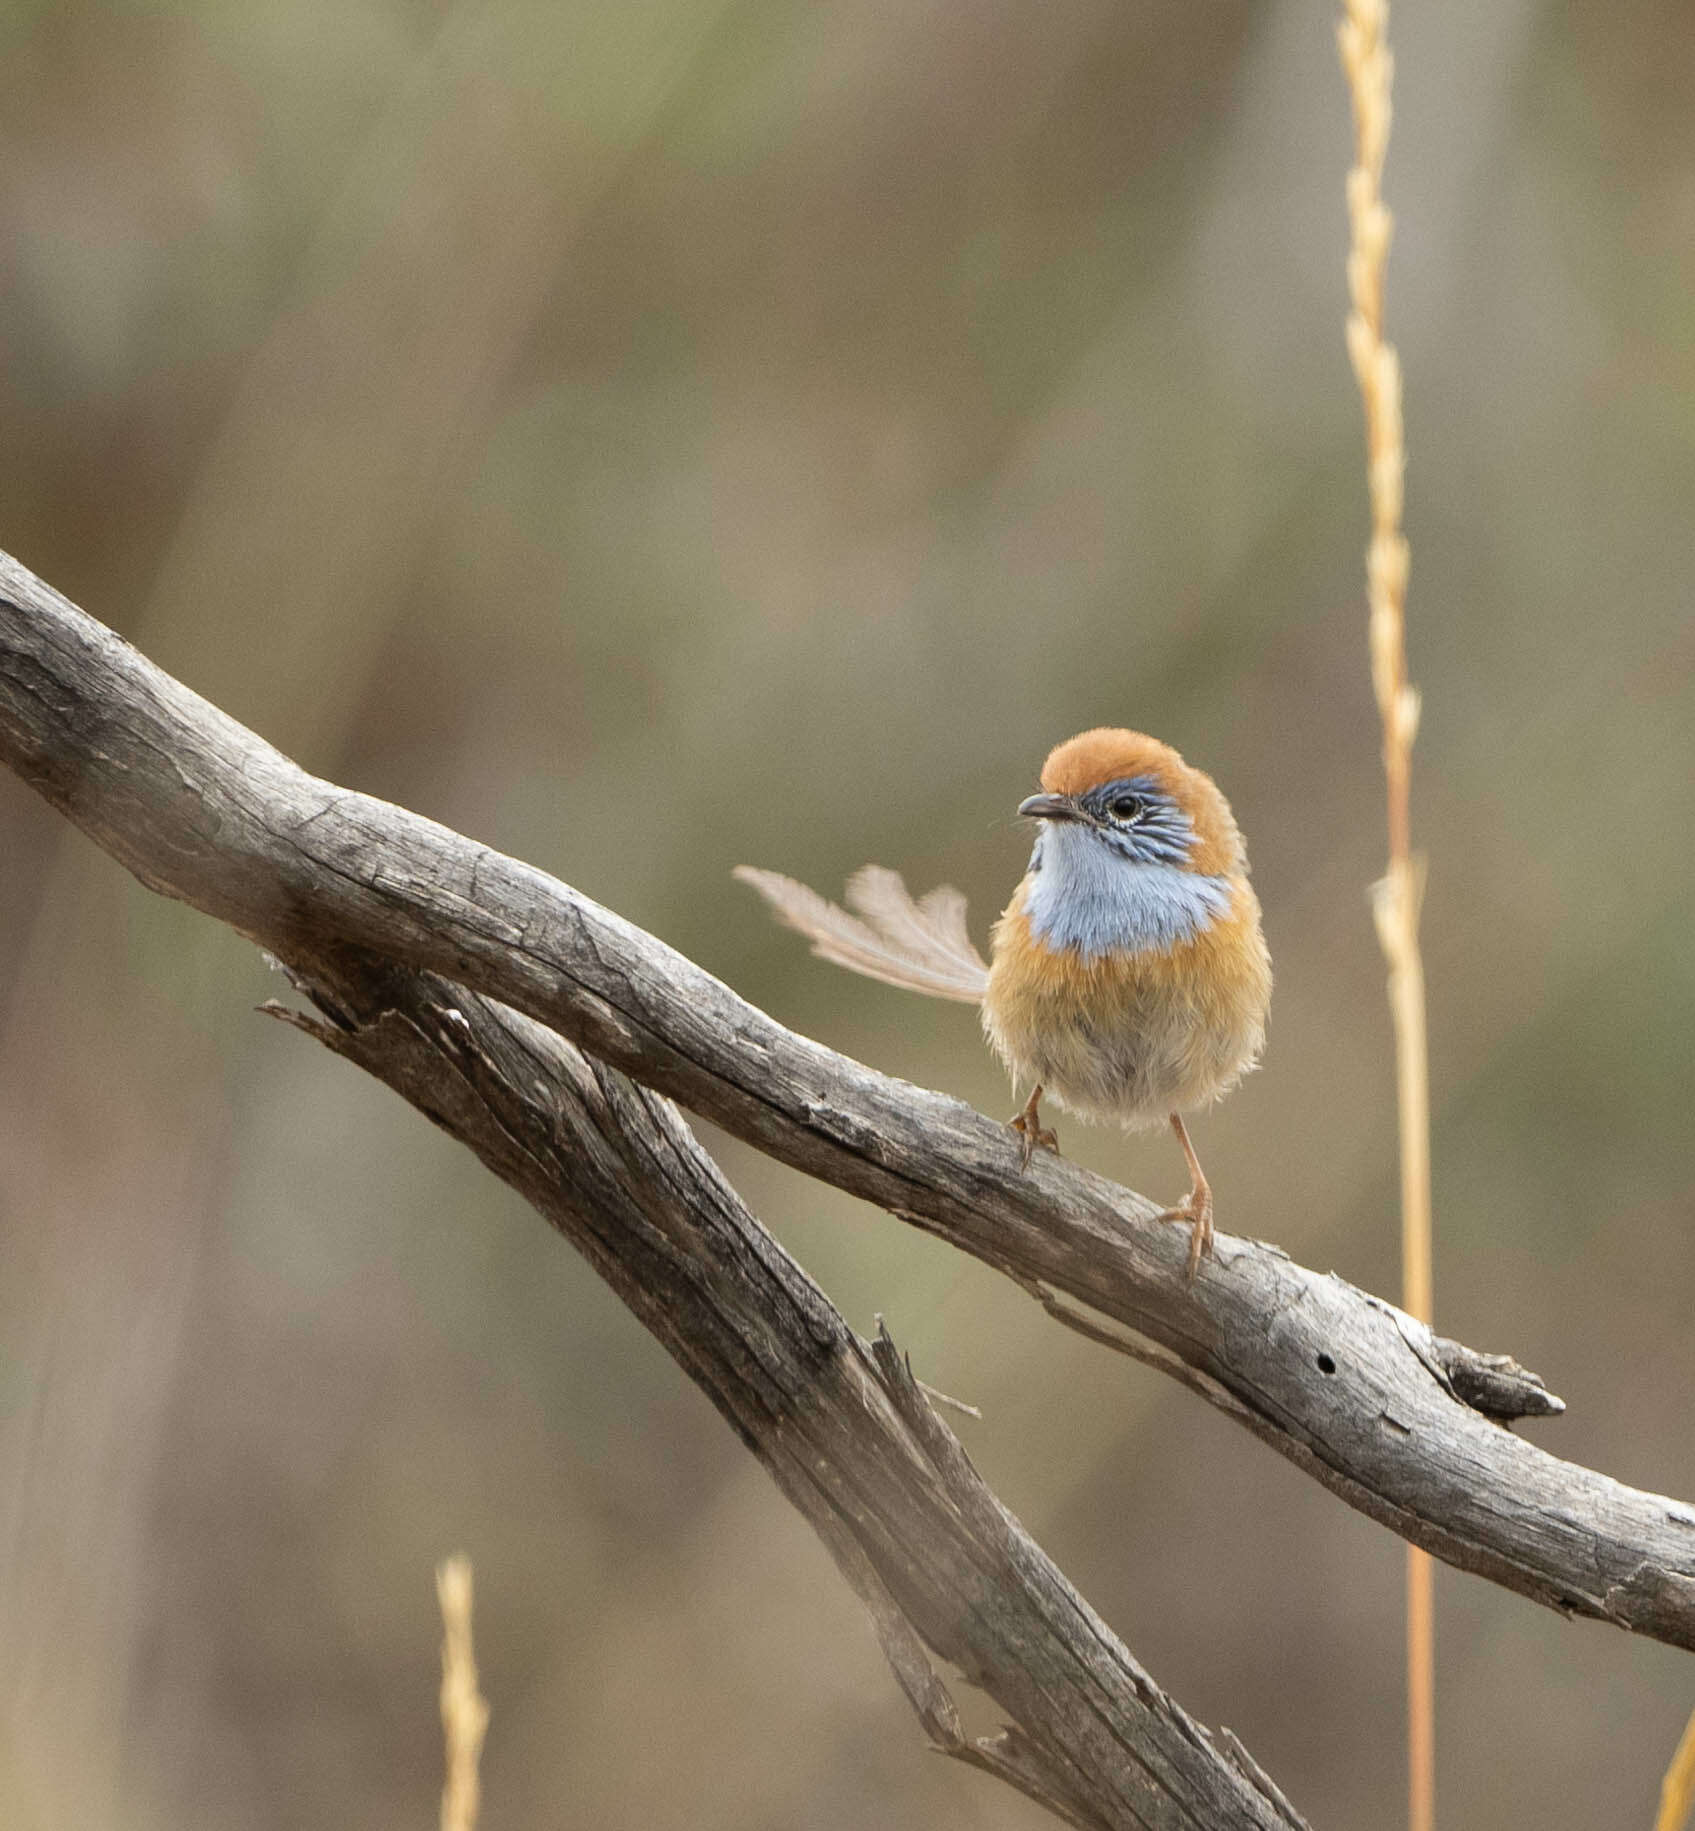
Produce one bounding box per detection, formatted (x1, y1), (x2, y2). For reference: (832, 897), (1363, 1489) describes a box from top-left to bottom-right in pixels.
(735, 728), (1271, 1279)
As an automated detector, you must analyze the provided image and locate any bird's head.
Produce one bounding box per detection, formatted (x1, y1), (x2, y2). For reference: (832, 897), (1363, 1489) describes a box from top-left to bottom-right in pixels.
(1013, 729), (1246, 957)
(1018, 728), (1245, 875)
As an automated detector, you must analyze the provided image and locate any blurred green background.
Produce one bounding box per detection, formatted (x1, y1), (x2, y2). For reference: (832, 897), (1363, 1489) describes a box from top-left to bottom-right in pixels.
(2, 1), (1693, 1826)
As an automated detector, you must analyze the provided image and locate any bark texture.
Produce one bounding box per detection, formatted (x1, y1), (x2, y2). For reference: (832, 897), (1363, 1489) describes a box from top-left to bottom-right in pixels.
(266, 951), (1308, 1829)
(2, 550), (1693, 1757)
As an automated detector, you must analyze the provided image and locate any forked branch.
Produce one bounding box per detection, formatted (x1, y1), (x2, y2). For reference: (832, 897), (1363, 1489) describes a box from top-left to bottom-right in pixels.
(265, 951), (1307, 1829)
(2, 546), (1694, 1672)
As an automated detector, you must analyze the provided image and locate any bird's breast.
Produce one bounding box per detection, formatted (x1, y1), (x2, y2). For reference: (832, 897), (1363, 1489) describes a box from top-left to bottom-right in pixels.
(982, 874), (1271, 1128)
(1021, 823), (1232, 956)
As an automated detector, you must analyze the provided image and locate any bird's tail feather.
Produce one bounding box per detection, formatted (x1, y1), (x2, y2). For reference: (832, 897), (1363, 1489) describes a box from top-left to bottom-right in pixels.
(734, 864), (989, 1004)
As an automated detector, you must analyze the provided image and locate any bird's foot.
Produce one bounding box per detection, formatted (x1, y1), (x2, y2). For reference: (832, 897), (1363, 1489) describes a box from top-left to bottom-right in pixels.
(1008, 1085), (1059, 1171)
(1156, 1185), (1214, 1282)
(1009, 1114), (1059, 1170)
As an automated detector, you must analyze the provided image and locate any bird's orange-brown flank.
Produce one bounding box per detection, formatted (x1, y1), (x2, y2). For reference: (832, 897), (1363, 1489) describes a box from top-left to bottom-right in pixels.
(984, 877), (1270, 1134)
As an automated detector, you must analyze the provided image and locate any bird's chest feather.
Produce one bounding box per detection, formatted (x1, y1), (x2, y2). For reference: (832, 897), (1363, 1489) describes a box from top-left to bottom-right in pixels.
(1019, 824), (1232, 956)
(982, 852), (1270, 1125)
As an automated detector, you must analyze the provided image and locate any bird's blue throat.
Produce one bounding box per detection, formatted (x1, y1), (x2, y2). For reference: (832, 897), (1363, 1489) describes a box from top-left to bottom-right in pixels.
(1023, 819), (1232, 959)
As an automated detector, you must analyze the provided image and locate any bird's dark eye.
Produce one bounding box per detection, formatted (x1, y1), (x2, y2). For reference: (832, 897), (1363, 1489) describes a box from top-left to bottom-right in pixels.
(1107, 793), (1144, 823)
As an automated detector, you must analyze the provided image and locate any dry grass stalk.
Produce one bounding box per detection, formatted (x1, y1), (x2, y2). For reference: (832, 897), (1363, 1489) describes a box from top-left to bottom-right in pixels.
(1656, 1707), (1695, 1831)
(1337, 4), (1435, 1830)
(436, 1556), (490, 1831)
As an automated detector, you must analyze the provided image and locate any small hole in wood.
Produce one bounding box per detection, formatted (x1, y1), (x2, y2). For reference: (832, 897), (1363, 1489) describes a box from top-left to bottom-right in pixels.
(1316, 1352), (1337, 1375)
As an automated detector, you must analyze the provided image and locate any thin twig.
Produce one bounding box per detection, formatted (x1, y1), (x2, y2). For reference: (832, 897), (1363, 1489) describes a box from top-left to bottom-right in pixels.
(437, 1555), (489, 1831)
(1337, 4), (1435, 1829)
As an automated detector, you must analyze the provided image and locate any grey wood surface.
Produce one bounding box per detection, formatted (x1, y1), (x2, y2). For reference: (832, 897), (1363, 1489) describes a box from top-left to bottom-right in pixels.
(264, 951), (1309, 1829)
(3, 544), (1693, 1673)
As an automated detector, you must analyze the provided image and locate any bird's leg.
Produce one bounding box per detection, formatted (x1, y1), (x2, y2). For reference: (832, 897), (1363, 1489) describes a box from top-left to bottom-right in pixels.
(1007, 1083), (1059, 1170)
(1158, 1113), (1214, 1280)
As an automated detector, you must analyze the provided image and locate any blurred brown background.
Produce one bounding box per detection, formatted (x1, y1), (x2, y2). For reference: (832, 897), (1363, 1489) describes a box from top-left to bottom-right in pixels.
(1, 1), (1693, 1826)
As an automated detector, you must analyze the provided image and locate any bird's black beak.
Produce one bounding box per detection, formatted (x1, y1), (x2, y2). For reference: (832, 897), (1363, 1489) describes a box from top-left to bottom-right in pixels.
(1017, 792), (1083, 823)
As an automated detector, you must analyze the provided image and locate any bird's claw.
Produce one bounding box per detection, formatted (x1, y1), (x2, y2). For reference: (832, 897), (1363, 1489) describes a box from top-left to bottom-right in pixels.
(1008, 1110), (1059, 1170)
(1156, 1189), (1215, 1282)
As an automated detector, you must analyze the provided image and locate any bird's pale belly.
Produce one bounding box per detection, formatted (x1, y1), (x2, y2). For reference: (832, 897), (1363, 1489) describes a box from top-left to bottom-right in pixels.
(982, 892), (1269, 1129)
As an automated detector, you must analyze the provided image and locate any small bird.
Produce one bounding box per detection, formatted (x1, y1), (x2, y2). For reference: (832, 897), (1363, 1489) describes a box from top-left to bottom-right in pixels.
(736, 728), (1271, 1278)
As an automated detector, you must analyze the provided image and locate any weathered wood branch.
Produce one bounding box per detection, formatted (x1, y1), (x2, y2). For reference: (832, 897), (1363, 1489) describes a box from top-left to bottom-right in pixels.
(3, 546), (1695, 1657)
(261, 949), (1308, 1829)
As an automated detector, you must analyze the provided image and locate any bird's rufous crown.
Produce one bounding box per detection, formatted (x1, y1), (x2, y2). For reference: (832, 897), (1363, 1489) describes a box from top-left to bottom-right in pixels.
(1038, 728), (1246, 875)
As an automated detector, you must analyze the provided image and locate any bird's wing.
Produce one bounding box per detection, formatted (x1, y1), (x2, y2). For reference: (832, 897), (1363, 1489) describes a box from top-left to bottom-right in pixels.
(734, 864), (989, 1004)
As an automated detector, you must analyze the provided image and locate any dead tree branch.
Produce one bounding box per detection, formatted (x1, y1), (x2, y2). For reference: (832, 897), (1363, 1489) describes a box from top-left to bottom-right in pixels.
(260, 948), (1308, 1829)
(3, 546), (1694, 1668)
